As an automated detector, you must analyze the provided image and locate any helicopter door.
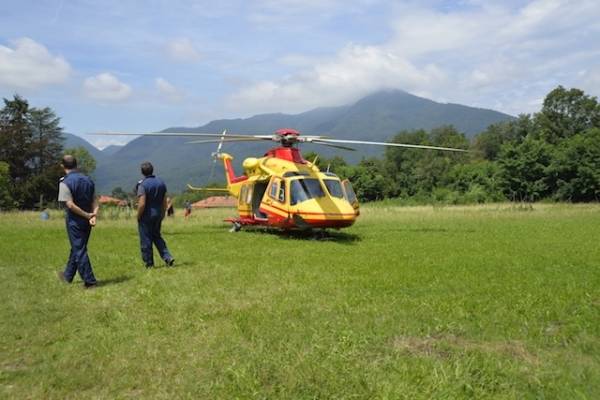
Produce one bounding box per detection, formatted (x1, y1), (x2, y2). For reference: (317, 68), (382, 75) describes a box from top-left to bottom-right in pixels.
(252, 180), (269, 219)
(342, 179), (359, 210)
(238, 184), (253, 217)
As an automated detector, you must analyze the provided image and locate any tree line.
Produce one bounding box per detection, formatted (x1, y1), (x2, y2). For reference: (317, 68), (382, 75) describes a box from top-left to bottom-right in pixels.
(1, 86), (599, 210)
(307, 86), (600, 204)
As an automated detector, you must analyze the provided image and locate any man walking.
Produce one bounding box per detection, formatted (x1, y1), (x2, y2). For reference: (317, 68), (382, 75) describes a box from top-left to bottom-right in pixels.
(136, 161), (175, 268)
(57, 155), (99, 288)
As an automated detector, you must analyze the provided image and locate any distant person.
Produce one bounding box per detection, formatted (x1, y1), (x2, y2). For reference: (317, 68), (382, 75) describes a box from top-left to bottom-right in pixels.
(184, 201), (192, 219)
(166, 196), (174, 217)
(136, 162), (175, 268)
(57, 155), (99, 288)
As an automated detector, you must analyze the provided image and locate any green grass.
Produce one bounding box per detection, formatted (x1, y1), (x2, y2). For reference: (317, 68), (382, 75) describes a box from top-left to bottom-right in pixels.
(1, 204), (599, 399)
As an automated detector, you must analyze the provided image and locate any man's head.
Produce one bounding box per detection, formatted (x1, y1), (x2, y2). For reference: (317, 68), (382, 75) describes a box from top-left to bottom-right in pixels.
(141, 161), (154, 177)
(61, 155), (77, 171)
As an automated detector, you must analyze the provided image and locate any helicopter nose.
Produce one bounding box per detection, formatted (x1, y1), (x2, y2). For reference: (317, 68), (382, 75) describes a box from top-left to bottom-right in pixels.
(293, 197), (356, 228)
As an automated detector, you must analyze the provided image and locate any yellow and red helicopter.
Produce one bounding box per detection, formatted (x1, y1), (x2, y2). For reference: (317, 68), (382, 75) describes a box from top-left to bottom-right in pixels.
(97, 128), (467, 231)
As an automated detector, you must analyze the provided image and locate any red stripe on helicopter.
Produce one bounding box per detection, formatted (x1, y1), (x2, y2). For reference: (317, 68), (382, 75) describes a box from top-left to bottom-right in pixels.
(263, 202), (356, 218)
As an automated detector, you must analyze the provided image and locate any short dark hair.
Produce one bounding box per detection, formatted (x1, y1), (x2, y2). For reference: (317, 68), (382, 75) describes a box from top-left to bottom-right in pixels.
(141, 161), (154, 176)
(62, 155), (77, 169)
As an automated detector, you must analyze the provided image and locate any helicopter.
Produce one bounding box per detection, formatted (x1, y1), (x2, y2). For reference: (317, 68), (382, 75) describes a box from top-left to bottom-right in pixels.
(96, 128), (467, 231)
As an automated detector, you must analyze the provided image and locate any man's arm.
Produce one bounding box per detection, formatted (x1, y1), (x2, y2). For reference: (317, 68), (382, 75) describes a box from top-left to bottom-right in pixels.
(137, 194), (146, 221)
(161, 195), (168, 219)
(89, 198), (99, 226)
(65, 200), (96, 220)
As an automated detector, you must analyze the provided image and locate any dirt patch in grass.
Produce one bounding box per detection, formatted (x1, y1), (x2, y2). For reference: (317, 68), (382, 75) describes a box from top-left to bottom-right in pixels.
(392, 335), (539, 364)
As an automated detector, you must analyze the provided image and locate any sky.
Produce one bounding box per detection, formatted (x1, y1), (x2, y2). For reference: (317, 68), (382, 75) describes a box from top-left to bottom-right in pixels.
(1, 0), (599, 148)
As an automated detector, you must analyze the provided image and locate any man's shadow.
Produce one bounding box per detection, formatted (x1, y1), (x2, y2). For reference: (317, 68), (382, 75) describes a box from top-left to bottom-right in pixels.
(97, 275), (133, 287)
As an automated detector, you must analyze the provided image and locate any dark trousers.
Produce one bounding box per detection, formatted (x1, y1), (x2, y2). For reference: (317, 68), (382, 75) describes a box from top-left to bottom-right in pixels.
(64, 219), (96, 284)
(138, 216), (172, 266)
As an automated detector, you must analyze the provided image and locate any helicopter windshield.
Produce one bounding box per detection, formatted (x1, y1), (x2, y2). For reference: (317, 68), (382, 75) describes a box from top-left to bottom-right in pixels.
(343, 180), (358, 204)
(290, 178), (325, 205)
(323, 179), (345, 199)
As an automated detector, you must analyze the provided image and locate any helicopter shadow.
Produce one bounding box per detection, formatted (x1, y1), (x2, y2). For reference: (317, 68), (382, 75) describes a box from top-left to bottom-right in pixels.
(252, 228), (361, 244)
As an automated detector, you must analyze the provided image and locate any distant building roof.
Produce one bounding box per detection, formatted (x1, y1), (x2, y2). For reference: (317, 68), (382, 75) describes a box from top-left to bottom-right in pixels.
(98, 195), (127, 206)
(192, 196), (236, 208)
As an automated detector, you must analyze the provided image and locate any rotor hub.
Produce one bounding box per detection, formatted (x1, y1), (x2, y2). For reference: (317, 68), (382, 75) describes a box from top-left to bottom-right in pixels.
(275, 128), (300, 147)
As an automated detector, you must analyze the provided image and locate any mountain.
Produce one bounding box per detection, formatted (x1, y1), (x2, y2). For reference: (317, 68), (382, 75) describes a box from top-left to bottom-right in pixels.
(62, 133), (105, 162)
(101, 145), (124, 156)
(93, 90), (513, 193)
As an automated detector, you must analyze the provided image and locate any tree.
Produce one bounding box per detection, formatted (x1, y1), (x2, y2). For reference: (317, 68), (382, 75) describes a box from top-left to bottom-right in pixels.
(537, 86), (600, 143)
(473, 115), (533, 160)
(22, 107), (64, 207)
(497, 138), (554, 201)
(384, 129), (429, 197)
(0, 95), (64, 208)
(29, 107), (63, 174)
(0, 95), (33, 186)
(344, 158), (391, 202)
(0, 162), (15, 210)
(549, 128), (600, 202)
(445, 161), (505, 202)
(384, 126), (469, 197)
(64, 146), (96, 176)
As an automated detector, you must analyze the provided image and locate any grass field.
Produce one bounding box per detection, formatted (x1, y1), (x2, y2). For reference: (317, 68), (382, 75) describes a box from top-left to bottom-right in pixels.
(1, 203), (599, 399)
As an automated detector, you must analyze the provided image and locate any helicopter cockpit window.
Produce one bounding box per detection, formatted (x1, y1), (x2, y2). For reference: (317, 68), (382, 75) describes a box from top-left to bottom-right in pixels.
(324, 179), (344, 199)
(269, 180), (278, 198)
(342, 180), (358, 204)
(290, 178), (325, 205)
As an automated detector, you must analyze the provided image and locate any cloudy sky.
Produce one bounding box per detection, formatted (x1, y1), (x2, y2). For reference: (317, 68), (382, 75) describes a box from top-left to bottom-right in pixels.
(1, 0), (599, 148)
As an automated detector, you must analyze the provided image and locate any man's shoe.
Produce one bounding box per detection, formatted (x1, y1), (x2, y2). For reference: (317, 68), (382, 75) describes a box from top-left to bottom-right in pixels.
(145, 264), (154, 269)
(84, 282), (98, 289)
(166, 258), (175, 267)
(57, 271), (70, 283)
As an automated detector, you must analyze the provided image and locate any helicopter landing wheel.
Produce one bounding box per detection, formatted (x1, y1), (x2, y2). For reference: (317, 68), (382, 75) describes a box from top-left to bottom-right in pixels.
(229, 222), (242, 232)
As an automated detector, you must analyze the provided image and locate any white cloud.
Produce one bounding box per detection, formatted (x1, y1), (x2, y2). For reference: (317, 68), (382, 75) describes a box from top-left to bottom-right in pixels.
(227, 0), (600, 116)
(165, 38), (201, 62)
(0, 37), (71, 89)
(577, 67), (600, 96)
(228, 43), (445, 115)
(83, 73), (132, 102)
(155, 77), (184, 102)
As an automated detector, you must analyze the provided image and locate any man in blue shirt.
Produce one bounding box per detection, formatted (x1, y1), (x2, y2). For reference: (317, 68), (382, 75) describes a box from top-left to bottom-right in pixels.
(136, 161), (174, 268)
(57, 155), (99, 288)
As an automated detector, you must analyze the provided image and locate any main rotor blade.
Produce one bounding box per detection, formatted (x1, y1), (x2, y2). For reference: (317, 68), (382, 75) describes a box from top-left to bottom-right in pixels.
(311, 140), (356, 151)
(186, 138), (270, 144)
(313, 138), (469, 152)
(89, 132), (274, 140)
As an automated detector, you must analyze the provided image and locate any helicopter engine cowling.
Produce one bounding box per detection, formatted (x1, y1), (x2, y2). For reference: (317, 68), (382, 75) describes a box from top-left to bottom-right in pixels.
(242, 157), (259, 171)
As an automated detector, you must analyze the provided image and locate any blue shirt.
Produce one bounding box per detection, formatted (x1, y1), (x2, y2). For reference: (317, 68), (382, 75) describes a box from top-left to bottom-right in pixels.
(137, 175), (167, 220)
